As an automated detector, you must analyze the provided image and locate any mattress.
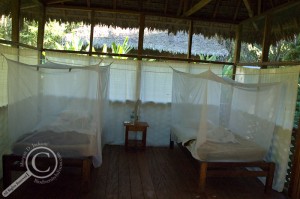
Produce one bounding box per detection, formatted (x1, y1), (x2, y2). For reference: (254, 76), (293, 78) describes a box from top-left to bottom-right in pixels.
(12, 130), (97, 158)
(171, 125), (267, 162)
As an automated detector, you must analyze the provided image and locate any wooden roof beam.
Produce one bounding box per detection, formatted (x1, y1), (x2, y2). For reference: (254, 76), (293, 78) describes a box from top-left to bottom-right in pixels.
(183, 0), (213, 17)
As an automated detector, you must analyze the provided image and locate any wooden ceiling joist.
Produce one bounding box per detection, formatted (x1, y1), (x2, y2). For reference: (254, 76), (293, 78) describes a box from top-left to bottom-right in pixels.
(183, 0), (213, 17)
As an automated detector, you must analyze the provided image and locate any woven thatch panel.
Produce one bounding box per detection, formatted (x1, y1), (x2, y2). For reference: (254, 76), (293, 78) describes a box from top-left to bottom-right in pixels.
(145, 16), (190, 33)
(94, 12), (139, 28)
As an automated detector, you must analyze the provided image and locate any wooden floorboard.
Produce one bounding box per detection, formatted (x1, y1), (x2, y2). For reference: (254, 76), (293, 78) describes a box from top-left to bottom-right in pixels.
(0, 145), (288, 199)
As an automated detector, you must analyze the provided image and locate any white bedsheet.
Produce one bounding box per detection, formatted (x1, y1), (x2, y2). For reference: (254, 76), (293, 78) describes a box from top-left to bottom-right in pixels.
(171, 125), (267, 162)
(13, 131), (97, 158)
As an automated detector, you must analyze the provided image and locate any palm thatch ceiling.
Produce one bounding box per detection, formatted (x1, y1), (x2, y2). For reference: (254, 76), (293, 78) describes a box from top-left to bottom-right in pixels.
(0, 0), (300, 44)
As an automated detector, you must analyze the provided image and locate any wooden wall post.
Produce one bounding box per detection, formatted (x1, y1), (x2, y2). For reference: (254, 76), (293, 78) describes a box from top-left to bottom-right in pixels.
(37, 4), (46, 64)
(233, 24), (242, 80)
(261, 15), (272, 69)
(138, 14), (145, 60)
(89, 11), (95, 55)
(11, 0), (20, 44)
(136, 14), (145, 100)
(187, 20), (193, 60)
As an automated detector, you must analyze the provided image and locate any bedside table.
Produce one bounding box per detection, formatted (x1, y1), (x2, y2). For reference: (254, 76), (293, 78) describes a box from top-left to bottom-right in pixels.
(123, 121), (149, 150)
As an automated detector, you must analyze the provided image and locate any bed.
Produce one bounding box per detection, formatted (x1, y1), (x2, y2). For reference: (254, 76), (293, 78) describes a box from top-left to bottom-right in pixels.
(2, 57), (110, 193)
(170, 123), (275, 193)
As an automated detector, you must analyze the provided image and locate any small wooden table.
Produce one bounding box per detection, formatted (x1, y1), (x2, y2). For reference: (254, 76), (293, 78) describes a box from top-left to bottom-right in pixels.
(123, 121), (149, 150)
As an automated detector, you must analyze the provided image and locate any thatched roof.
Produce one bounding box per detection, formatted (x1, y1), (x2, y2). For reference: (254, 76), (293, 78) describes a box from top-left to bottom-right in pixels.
(0, 0), (300, 44)
(72, 26), (228, 56)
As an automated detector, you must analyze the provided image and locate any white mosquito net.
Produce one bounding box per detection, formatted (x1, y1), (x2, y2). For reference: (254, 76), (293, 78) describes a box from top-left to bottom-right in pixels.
(6, 57), (110, 167)
(171, 69), (282, 162)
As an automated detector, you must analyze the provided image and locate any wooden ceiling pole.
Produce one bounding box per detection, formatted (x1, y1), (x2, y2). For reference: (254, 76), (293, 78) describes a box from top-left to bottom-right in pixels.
(11, 0), (20, 44)
(261, 15), (272, 69)
(183, 0), (213, 17)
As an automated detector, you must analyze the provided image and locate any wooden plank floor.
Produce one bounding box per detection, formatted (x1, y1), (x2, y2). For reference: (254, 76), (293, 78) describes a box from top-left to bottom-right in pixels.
(0, 145), (287, 199)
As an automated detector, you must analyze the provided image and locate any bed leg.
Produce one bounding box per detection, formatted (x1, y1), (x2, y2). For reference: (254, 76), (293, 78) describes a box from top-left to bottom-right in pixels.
(199, 162), (208, 192)
(169, 134), (174, 149)
(2, 155), (12, 189)
(265, 162), (275, 193)
(81, 158), (91, 193)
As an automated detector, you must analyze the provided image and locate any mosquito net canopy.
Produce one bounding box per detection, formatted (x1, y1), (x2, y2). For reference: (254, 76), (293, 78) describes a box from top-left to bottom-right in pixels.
(6, 57), (109, 167)
(171, 69), (282, 162)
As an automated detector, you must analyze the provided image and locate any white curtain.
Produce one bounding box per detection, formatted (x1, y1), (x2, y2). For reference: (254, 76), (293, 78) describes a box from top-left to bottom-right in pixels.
(236, 66), (300, 191)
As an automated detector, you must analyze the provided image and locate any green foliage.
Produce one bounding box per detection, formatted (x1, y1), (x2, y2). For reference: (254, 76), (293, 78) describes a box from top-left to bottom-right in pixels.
(111, 37), (132, 59)
(199, 54), (217, 61)
(0, 15), (11, 40)
(19, 19), (38, 46)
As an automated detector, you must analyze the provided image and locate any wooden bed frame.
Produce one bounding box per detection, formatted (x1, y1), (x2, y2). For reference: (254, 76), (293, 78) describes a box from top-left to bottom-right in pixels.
(169, 138), (275, 193)
(2, 154), (92, 192)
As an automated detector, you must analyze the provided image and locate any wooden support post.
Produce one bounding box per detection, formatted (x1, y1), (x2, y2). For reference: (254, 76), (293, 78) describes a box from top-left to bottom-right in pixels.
(187, 20), (193, 60)
(138, 14), (145, 60)
(261, 15), (272, 69)
(37, 4), (46, 64)
(233, 24), (242, 80)
(136, 14), (145, 100)
(89, 11), (95, 56)
(11, 0), (20, 44)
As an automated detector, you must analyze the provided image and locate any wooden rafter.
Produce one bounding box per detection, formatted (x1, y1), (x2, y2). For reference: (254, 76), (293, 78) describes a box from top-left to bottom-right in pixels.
(242, 0), (258, 30)
(241, 0), (300, 25)
(212, 0), (220, 18)
(183, 0), (213, 17)
(233, 0), (242, 21)
(177, 0), (184, 16)
(164, 0), (168, 14)
(183, 0), (191, 13)
(258, 0), (262, 15)
(242, 0), (254, 18)
(113, 0), (117, 10)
